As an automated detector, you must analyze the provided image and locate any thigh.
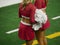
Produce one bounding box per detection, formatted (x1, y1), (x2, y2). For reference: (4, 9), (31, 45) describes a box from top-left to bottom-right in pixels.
(26, 40), (33, 45)
(35, 30), (45, 39)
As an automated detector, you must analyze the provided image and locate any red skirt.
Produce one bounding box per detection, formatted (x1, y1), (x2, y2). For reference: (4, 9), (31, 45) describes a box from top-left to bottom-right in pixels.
(18, 23), (35, 40)
(39, 20), (50, 30)
(18, 20), (50, 40)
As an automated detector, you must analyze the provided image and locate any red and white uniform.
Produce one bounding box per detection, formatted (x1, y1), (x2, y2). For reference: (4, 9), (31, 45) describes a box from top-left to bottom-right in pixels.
(34, 0), (50, 30)
(34, 0), (47, 9)
(18, 3), (36, 40)
(18, 1), (50, 40)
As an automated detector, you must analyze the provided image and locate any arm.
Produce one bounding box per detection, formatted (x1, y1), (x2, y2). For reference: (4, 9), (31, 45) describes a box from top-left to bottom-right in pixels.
(19, 8), (21, 18)
(18, 3), (22, 18)
(42, 0), (48, 13)
(44, 0), (48, 12)
(30, 4), (36, 24)
(45, 0), (48, 6)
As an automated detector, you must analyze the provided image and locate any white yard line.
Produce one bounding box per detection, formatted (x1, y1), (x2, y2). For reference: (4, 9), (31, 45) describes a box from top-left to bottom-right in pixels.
(6, 28), (18, 34)
(0, 0), (22, 8)
(52, 16), (60, 20)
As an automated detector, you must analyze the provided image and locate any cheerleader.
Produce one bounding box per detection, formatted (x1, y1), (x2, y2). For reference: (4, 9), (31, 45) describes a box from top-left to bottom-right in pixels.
(33, 0), (50, 45)
(18, 0), (36, 45)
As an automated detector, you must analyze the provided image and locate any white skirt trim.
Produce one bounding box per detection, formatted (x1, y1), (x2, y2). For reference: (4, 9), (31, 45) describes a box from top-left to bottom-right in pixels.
(21, 20), (31, 26)
(22, 15), (30, 19)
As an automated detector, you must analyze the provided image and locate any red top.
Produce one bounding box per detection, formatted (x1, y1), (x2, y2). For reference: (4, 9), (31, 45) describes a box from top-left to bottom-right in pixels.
(34, 0), (47, 9)
(19, 3), (36, 23)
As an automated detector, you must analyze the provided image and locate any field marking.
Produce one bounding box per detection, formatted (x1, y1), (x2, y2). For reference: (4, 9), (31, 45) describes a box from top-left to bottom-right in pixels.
(6, 28), (18, 34)
(22, 32), (60, 45)
(52, 16), (60, 20)
(22, 40), (38, 45)
(46, 32), (60, 39)
(0, 0), (22, 8)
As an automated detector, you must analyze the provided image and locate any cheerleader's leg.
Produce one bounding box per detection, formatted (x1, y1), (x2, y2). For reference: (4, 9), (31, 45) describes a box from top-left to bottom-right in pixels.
(25, 40), (33, 45)
(35, 30), (47, 45)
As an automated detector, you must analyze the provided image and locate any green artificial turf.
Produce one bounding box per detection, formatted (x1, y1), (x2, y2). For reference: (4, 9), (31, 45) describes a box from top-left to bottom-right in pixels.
(0, 0), (60, 45)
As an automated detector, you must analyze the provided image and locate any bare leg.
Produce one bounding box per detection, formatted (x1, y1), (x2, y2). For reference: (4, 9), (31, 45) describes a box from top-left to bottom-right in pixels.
(26, 40), (33, 45)
(43, 33), (47, 45)
(35, 30), (47, 45)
